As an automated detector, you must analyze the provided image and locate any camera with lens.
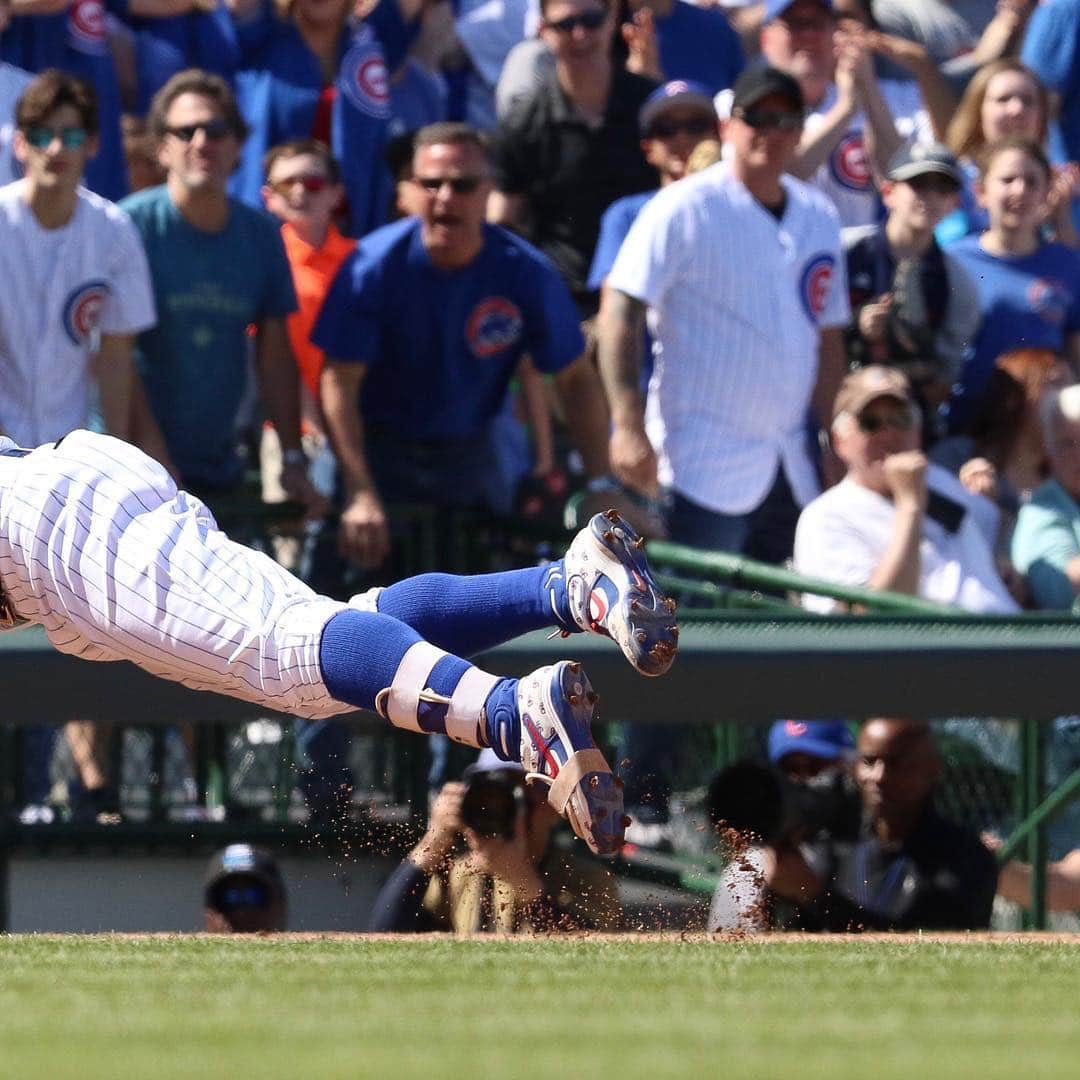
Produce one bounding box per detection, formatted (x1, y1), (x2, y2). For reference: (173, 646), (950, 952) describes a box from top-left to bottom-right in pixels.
(460, 772), (525, 840)
(706, 760), (861, 847)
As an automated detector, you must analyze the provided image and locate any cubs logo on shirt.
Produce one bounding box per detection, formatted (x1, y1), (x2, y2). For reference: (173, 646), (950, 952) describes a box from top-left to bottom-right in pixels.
(62, 280), (109, 346)
(830, 131), (872, 192)
(339, 29), (391, 121)
(466, 297), (524, 358)
(1028, 278), (1069, 326)
(799, 254), (835, 323)
(67, 0), (109, 56)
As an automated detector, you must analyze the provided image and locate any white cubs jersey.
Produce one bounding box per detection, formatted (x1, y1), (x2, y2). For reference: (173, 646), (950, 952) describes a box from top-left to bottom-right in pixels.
(608, 161), (849, 516)
(0, 181), (156, 446)
(804, 79), (931, 228)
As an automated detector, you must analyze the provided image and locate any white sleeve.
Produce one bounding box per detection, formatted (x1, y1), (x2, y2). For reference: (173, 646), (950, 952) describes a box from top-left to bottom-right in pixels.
(606, 187), (694, 308)
(793, 499), (879, 612)
(100, 211), (156, 336)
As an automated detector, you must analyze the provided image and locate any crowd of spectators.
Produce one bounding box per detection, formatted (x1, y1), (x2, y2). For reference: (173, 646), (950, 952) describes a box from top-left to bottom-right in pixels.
(3, 0), (1080, 923)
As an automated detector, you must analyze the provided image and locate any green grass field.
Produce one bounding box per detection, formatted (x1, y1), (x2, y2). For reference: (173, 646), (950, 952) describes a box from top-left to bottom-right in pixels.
(1, 935), (1077, 1079)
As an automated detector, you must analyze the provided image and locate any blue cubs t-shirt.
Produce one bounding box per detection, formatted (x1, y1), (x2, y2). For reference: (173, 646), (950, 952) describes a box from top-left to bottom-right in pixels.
(312, 218), (585, 439)
(121, 186), (297, 488)
(948, 235), (1080, 427)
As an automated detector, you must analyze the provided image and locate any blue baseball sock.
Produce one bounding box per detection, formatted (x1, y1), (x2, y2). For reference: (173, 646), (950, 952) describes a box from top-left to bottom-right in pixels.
(318, 609), (520, 757)
(376, 564), (576, 657)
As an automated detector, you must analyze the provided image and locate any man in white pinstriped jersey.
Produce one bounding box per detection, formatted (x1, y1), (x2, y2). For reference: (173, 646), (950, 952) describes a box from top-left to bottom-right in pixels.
(599, 64), (849, 566)
(597, 66), (849, 830)
(0, 430), (680, 855)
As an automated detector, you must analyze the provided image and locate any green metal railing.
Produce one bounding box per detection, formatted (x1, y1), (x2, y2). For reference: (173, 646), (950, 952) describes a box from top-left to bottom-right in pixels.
(3, 502), (1078, 929)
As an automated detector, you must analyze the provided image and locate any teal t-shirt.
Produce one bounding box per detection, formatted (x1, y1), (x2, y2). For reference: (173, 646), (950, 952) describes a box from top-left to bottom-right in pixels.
(1011, 478), (1080, 611)
(120, 186), (297, 488)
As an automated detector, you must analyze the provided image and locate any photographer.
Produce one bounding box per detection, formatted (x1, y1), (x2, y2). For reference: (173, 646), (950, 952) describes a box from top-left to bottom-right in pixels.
(843, 143), (980, 437)
(775, 719), (998, 931)
(368, 751), (622, 933)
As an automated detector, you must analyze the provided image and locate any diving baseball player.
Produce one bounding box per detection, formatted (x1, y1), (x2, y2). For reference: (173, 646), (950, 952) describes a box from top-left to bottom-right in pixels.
(0, 430), (679, 855)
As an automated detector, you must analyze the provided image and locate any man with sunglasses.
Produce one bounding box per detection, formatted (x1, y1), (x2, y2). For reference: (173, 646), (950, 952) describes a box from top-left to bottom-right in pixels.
(589, 80), (718, 298)
(121, 70), (322, 517)
(601, 65), (848, 565)
(794, 365), (1017, 613)
(490, 0), (659, 318)
(0, 70), (156, 827)
(314, 122), (610, 572)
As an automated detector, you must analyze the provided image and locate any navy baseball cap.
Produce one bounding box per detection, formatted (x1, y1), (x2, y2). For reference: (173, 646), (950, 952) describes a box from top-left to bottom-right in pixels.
(768, 720), (855, 763)
(639, 80), (718, 136)
(764, 0), (833, 22)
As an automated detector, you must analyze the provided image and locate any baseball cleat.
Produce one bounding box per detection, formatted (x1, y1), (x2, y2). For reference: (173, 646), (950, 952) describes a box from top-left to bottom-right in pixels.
(560, 509), (678, 677)
(517, 661), (626, 856)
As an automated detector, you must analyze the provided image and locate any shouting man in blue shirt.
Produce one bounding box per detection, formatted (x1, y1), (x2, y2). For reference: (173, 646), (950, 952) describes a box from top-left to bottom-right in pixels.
(314, 122), (610, 570)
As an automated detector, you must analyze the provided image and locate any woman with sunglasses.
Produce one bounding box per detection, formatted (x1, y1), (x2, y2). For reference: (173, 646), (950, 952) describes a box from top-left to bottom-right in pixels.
(946, 138), (1080, 432)
(938, 59), (1080, 246)
(227, 0), (423, 237)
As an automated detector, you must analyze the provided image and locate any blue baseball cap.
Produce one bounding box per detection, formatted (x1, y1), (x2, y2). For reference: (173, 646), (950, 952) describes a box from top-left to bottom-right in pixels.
(768, 720), (855, 763)
(764, 0), (833, 23)
(639, 80), (718, 136)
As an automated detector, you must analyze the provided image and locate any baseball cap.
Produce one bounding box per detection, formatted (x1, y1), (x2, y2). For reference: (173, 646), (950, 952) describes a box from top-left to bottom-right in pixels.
(204, 844), (285, 908)
(639, 80), (718, 136)
(768, 720), (855, 764)
(730, 66), (804, 115)
(464, 747), (525, 777)
(764, 0), (832, 24)
(887, 141), (963, 187)
(832, 365), (914, 421)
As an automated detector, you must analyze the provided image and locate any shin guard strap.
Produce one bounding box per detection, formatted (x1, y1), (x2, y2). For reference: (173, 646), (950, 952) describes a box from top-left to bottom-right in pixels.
(445, 667), (501, 748)
(385, 641), (450, 732)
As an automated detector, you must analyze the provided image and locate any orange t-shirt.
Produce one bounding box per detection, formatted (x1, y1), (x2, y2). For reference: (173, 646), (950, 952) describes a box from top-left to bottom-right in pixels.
(281, 221), (356, 401)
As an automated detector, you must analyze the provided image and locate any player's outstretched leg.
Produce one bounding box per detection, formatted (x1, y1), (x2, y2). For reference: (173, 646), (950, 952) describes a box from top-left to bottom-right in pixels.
(320, 610), (625, 855)
(372, 509), (678, 676)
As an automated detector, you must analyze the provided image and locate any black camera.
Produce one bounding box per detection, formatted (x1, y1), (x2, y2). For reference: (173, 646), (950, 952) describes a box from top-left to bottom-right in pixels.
(706, 760), (861, 846)
(460, 773), (525, 839)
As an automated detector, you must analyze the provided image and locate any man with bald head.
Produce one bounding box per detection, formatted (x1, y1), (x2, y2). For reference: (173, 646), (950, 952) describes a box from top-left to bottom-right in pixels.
(765, 718), (998, 931)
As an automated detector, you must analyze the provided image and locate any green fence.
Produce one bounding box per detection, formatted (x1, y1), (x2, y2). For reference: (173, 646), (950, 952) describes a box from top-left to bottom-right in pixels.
(2, 502), (1079, 929)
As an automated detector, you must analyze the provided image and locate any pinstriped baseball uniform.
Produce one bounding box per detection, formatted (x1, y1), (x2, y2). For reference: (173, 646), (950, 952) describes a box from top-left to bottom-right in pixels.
(0, 180), (156, 447)
(0, 431), (353, 719)
(607, 160), (850, 517)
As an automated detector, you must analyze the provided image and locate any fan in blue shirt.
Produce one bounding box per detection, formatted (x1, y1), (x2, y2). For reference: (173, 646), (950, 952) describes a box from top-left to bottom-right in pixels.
(946, 139), (1080, 432)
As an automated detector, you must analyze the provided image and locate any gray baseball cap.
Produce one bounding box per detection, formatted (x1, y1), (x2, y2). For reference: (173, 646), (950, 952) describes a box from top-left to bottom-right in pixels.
(887, 141), (963, 187)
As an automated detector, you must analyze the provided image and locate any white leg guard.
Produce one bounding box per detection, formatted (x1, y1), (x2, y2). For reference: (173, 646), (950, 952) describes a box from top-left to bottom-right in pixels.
(375, 641), (500, 749)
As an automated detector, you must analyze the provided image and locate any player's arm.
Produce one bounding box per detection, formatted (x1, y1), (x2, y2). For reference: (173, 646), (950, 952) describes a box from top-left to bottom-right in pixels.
(552, 354), (610, 481)
(254, 317), (327, 516)
(597, 285), (657, 496)
(93, 333), (136, 443)
(320, 359), (391, 570)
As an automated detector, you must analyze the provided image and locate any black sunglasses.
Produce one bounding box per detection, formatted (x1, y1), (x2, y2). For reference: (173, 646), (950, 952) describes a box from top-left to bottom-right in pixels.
(165, 119), (233, 143)
(412, 175), (484, 194)
(546, 8), (607, 33)
(858, 409), (917, 434)
(734, 107), (804, 131)
(648, 117), (715, 139)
